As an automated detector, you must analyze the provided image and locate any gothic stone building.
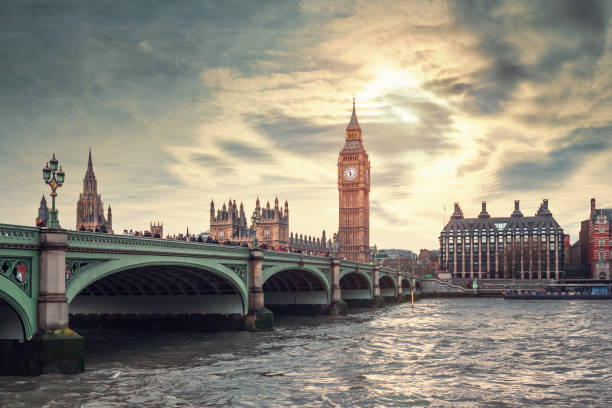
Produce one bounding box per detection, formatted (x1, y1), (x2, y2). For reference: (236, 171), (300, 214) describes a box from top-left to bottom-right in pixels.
(35, 195), (49, 227)
(209, 197), (331, 252)
(209, 197), (290, 248)
(209, 198), (250, 242)
(440, 200), (564, 280)
(76, 150), (113, 233)
(338, 100), (371, 263)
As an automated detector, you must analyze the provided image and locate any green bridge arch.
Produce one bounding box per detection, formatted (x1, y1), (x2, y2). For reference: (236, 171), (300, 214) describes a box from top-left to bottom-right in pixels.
(66, 256), (249, 313)
(262, 264), (331, 304)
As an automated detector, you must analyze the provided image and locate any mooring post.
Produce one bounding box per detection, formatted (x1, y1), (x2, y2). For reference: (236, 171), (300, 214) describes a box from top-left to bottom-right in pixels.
(245, 249), (273, 330)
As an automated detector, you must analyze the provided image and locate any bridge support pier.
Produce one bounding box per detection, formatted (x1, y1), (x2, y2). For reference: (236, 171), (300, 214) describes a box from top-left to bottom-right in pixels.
(1, 229), (84, 375)
(25, 230), (84, 375)
(245, 249), (273, 331)
(326, 259), (347, 315)
(395, 272), (408, 303)
(371, 266), (385, 308)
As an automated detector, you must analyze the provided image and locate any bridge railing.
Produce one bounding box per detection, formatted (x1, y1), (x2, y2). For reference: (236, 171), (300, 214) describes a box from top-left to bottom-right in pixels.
(262, 250), (333, 265)
(0, 224), (40, 247)
(67, 230), (251, 258)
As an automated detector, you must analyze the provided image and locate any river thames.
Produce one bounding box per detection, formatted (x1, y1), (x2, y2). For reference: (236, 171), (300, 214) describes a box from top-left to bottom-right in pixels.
(1, 298), (611, 407)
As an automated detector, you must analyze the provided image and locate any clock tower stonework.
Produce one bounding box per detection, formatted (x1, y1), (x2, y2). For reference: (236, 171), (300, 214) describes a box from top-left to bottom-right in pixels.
(338, 100), (370, 263)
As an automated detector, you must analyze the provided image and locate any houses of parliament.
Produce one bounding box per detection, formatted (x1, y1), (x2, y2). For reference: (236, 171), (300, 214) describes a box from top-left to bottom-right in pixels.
(35, 101), (372, 262)
(209, 100), (372, 261)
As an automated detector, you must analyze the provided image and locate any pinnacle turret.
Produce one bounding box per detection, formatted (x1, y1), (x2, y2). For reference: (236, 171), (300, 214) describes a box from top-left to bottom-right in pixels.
(346, 96), (360, 131)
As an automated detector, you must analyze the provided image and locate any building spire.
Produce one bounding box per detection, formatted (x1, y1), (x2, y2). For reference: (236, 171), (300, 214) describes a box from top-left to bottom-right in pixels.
(347, 96), (360, 130)
(87, 148), (93, 173)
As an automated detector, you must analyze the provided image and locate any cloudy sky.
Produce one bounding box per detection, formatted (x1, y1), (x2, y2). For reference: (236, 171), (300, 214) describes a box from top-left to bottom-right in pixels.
(1, 0), (611, 250)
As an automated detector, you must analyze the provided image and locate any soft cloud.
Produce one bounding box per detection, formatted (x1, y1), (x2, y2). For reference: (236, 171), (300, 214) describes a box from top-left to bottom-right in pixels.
(1, 0), (611, 249)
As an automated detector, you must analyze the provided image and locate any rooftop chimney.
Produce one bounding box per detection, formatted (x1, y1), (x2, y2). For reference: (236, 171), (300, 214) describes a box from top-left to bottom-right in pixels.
(591, 198), (596, 213)
(478, 201), (490, 219)
(451, 202), (464, 219)
(536, 199), (552, 217)
(511, 200), (523, 217)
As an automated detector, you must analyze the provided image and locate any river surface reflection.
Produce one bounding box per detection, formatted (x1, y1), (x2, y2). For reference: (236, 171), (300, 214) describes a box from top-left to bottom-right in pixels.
(1, 298), (612, 407)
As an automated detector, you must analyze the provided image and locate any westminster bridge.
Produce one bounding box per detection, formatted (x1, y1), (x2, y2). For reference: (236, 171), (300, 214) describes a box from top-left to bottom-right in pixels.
(0, 224), (420, 375)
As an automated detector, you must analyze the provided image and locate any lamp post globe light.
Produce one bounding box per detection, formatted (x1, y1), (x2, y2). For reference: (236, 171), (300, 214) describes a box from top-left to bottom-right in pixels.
(251, 211), (261, 248)
(42, 153), (65, 229)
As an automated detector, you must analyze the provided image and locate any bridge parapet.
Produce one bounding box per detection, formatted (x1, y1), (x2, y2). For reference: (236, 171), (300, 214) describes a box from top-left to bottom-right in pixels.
(262, 251), (331, 266)
(0, 224), (40, 248)
(67, 231), (250, 258)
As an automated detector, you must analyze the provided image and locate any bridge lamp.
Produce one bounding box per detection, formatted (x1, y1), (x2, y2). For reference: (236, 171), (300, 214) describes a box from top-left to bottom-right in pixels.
(42, 153), (65, 229)
(251, 211), (261, 248)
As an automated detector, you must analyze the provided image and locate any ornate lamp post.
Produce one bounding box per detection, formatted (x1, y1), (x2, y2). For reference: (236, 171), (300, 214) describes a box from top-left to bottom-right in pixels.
(332, 232), (339, 258)
(251, 210), (261, 248)
(42, 153), (65, 229)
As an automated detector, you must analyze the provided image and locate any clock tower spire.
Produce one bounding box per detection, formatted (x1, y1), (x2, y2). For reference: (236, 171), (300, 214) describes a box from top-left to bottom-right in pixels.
(338, 98), (370, 263)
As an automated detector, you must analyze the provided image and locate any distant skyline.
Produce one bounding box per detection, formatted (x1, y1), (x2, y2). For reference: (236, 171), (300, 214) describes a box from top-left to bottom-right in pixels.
(1, 0), (611, 250)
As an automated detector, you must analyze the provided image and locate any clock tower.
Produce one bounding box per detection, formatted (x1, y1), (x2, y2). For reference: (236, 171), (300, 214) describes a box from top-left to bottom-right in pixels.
(338, 99), (370, 263)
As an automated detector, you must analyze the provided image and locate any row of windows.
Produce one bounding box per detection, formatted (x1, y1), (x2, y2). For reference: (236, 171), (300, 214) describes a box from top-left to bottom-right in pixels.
(444, 243), (559, 251)
(442, 235), (561, 244)
(451, 271), (558, 279)
(442, 230), (563, 237)
(446, 258), (561, 272)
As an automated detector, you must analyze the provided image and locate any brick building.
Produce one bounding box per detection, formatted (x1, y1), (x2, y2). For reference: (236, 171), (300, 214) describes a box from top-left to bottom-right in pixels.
(578, 198), (611, 279)
(439, 199), (564, 279)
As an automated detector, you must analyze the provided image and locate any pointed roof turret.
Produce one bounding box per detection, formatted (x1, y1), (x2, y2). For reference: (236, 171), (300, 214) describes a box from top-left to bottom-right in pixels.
(346, 96), (360, 131)
(40, 195), (48, 208)
(87, 148), (94, 174)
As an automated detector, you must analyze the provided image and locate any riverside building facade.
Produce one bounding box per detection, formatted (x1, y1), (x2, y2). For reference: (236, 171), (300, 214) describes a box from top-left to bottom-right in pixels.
(579, 198), (611, 280)
(439, 200), (565, 279)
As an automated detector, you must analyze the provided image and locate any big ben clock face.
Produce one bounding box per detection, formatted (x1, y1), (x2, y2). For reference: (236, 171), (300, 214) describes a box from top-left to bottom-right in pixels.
(343, 165), (358, 181)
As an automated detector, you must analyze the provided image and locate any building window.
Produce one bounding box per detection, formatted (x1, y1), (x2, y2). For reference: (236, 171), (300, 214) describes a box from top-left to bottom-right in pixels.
(599, 226), (605, 233)
(264, 229), (270, 238)
(599, 238), (605, 247)
(600, 251), (605, 261)
(219, 230), (224, 238)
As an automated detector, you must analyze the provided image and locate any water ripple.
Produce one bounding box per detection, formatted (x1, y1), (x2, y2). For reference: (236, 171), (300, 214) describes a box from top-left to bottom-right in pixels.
(1, 299), (612, 407)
